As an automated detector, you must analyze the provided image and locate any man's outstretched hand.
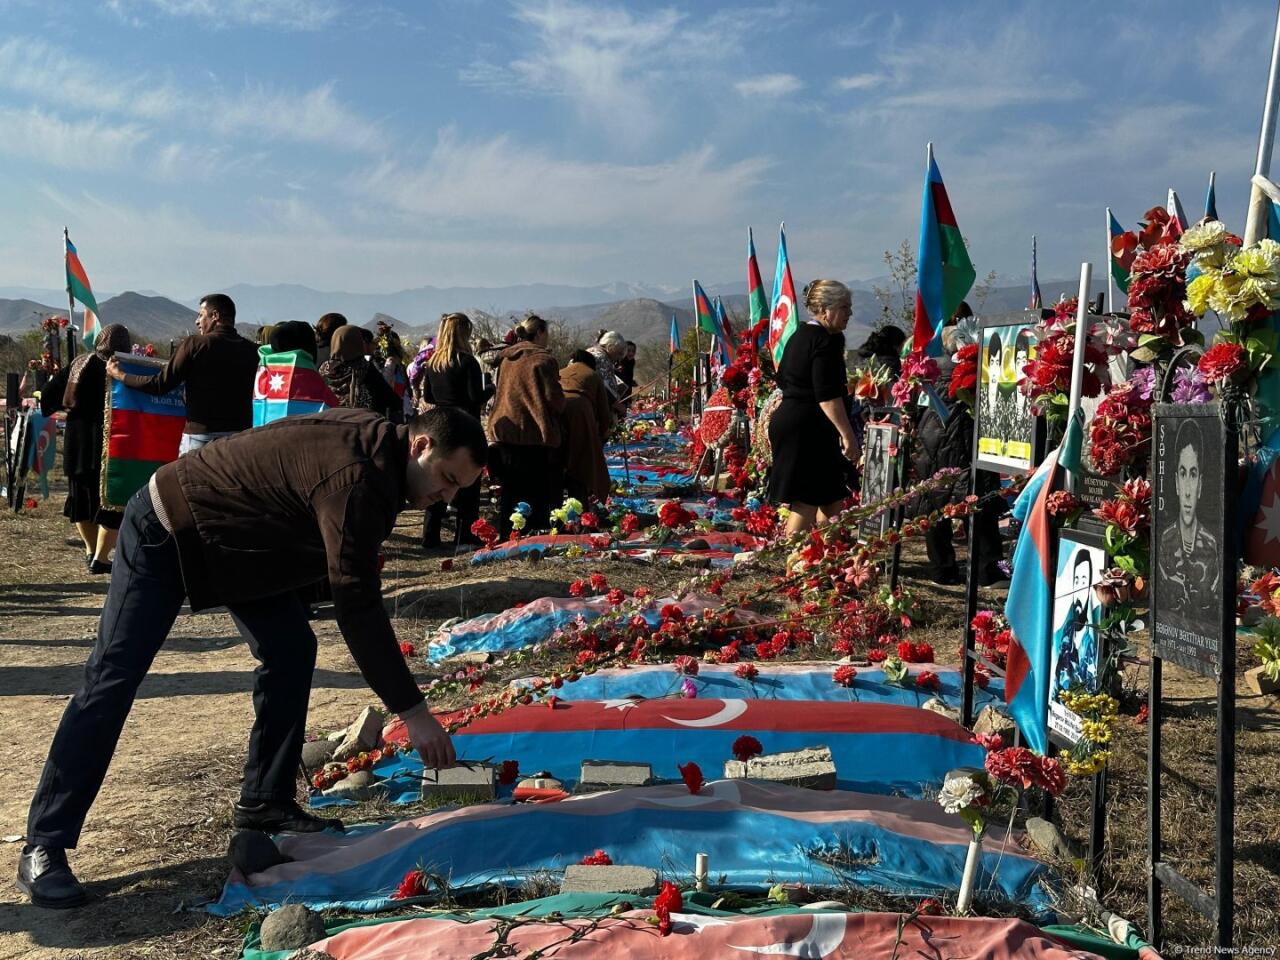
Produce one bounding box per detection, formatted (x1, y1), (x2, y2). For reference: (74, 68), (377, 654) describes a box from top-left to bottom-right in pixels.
(402, 707), (456, 770)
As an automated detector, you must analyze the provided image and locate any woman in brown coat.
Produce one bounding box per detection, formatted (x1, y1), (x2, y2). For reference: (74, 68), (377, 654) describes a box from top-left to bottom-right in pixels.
(559, 350), (614, 505)
(488, 315), (565, 535)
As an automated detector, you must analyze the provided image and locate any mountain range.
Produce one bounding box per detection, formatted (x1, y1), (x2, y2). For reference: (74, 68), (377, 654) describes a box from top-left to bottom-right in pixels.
(0, 275), (1112, 350)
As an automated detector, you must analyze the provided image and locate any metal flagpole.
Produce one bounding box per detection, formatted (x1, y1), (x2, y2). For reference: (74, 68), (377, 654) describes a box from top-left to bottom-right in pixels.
(1105, 208), (1116, 314)
(1245, 0), (1280, 246)
(63, 227), (76, 348)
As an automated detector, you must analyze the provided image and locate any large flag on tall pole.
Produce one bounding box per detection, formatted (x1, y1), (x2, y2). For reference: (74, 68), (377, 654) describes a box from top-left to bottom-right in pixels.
(692, 280), (719, 338)
(64, 229), (101, 349)
(1029, 235), (1043, 311)
(747, 227), (769, 348)
(911, 144), (975, 355)
(1205, 171), (1218, 221)
(766, 222), (798, 365)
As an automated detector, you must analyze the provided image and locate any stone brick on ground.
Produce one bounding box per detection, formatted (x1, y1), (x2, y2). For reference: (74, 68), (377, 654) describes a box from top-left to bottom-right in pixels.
(301, 738), (340, 769)
(332, 706), (384, 762)
(421, 763), (498, 801)
(922, 698), (961, 723)
(972, 704), (1016, 738)
(723, 746), (836, 790)
(322, 770), (381, 802)
(561, 865), (659, 895)
(577, 760), (654, 792)
(260, 904), (327, 951)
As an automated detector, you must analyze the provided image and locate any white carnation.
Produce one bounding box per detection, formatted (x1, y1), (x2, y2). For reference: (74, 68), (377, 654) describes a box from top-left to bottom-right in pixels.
(938, 775), (983, 814)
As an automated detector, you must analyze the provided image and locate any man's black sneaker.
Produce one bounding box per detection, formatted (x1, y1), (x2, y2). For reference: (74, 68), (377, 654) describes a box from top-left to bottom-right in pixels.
(17, 845), (89, 909)
(233, 799), (344, 833)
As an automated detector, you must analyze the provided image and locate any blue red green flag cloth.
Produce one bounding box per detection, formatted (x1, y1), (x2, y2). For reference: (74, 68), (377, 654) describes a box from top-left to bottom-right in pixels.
(1166, 188), (1187, 239)
(253, 346), (340, 427)
(64, 231), (101, 350)
(102, 356), (185, 509)
(1204, 173), (1218, 221)
(912, 150), (975, 355)
(1030, 236), (1042, 311)
(1108, 210), (1131, 294)
(668, 314), (680, 354)
(747, 227), (770, 348)
(713, 296), (736, 366)
(692, 279), (719, 338)
(25, 411), (58, 499)
(767, 223), (799, 365)
(1004, 412), (1082, 754)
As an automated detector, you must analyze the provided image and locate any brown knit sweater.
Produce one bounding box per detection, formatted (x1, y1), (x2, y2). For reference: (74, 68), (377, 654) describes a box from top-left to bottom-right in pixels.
(488, 340), (565, 447)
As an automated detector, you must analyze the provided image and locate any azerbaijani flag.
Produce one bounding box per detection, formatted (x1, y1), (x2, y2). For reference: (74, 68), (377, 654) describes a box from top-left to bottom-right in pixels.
(1029, 235), (1042, 311)
(669, 314), (680, 355)
(1205, 171), (1218, 222)
(747, 227), (769, 347)
(1166, 188), (1187, 239)
(253, 346), (340, 427)
(25, 411), (58, 499)
(693, 279), (719, 340)
(1004, 412), (1081, 753)
(912, 147), (975, 355)
(65, 230), (101, 349)
(101, 356), (185, 509)
(713, 296), (736, 366)
(1108, 209), (1131, 294)
(767, 222), (799, 366)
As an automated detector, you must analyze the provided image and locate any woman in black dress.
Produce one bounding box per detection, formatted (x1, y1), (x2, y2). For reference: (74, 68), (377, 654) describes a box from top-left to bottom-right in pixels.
(767, 279), (859, 535)
(40, 324), (133, 573)
(419, 312), (493, 549)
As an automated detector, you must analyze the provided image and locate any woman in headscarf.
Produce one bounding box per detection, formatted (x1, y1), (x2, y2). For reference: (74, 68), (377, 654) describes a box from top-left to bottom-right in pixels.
(40, 324), (133, 573)
(488, 314), (565, 536)
(420, 312), (492, 549)
(559, 349), (614, 505)
(319, 325), (401, 419)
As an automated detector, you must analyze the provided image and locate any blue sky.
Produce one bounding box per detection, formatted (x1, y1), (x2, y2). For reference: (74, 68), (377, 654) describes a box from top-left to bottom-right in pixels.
(0, 0), (1273, 298)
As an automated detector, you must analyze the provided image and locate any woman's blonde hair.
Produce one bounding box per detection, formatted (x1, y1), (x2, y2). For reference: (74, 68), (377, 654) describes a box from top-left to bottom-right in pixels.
(803, 279), (852, 317)
(428, 312), (473, 371)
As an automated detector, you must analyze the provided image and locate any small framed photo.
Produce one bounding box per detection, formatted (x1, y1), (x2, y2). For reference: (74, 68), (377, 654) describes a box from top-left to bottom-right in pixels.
(974, 315), (1041, 475)
(1048, 527), (1108, 744)
(860, 420), (900, 537)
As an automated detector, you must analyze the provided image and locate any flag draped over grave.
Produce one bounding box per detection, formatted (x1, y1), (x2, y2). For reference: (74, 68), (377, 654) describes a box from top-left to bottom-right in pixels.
(65, 233), (101, 349)
(101, 357), (185, 508)
(912, 150), (975, 355)
(253, 346), (340, 427)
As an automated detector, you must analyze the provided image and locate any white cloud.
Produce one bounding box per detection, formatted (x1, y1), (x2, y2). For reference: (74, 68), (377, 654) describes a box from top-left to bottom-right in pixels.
(735, 74), (803, 98)
(0, 106), (145, 170)
(106, 0), (342, 30)
(834, 73), (884, 91)
(0, 36), (383, 156)
(356, 127), (771, 229)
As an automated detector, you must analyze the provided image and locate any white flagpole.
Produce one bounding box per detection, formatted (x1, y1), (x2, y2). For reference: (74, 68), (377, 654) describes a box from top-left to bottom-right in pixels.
(1245, 0), (1280, 246)
(1105, 208), (1116, 314)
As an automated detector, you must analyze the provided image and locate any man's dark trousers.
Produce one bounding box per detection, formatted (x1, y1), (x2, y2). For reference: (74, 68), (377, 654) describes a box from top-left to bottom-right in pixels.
(26, 486), (318, 849)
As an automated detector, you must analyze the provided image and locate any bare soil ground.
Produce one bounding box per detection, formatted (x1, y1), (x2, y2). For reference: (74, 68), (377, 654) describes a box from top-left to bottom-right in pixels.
(0, 496), (1276, 958)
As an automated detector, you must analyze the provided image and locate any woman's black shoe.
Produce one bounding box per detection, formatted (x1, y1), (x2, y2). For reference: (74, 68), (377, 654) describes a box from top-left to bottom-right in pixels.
(88, 559), (113, 575)
(17, 845), (89, 909)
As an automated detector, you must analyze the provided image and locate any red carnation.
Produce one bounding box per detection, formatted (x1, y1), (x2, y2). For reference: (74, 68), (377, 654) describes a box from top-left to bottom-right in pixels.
(678, 761), (704, 794)
(915, 670), (941, 691)
(1198, 341), (1246, 383)
(589, 572), (609, 591)
(569, 579), (586, 597)
(398, 641), (415, 657)
(606, 588), (625, 605)
(832, 665), (858, 687)
(731, 735), (763, 762)
(620, 513), (641, 535)
(654, 880), (684, 936)
(393, 868), (429, 900)
(672, 654), (699, 676)
(498, 759), (519, 784)
(734, 662), (758, 681)
(580, 849), (613, 865)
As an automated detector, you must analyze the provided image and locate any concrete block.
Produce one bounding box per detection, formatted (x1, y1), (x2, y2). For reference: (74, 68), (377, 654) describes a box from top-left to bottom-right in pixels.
(577, 760), (654, 792)
(333, 706), (384, 762)
(722, 746), (836, 790)
(444, 651), (492, 666)
(1246, 664), (1280, 696)
(421, 763), (498, 801)
(561, 864), (659, 896)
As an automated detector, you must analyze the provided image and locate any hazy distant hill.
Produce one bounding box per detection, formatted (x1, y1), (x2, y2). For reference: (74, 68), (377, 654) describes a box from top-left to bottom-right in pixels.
(0, 291), (196, 344)
(0, 298), (66, 332)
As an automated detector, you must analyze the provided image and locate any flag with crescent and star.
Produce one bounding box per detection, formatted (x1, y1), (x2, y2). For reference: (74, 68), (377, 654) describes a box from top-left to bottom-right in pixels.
(253, 346), (341, 427)
(767, 222), (798, 366)
(747, 226), (769, 349)
(911, 148), (975, 356)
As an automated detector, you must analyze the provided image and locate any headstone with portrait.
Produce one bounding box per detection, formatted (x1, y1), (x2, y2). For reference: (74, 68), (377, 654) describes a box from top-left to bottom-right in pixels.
(974, 316), (1042, 475)
(1150, 404), (1228, 678)
(1047, 529), (1108, 744)
(860, 419), (900, 538)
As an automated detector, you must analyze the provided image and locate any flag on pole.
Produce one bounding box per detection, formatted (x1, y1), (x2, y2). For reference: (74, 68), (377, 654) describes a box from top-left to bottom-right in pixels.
(1166, 188), (1187, 239)
(253, 346), (341, 427)
(693, 280), (719, 337)
(65, 232), (101, 349)
(713, 296), (736, 366)
(669, 314), (680, 355)
(1029, 236), (1043, 311)
(1003, 411), (1083, 754)
(747, 227), (769, 347)
(1205, 171), (1218, 221)
(1108, 210), (1131, 294)
(911, 146), (976, 355)
(767, 222), (799, 365)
